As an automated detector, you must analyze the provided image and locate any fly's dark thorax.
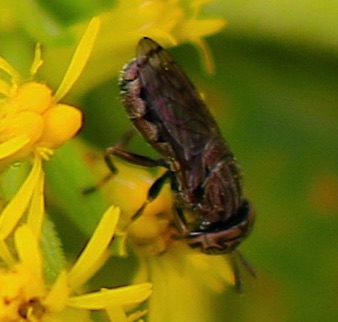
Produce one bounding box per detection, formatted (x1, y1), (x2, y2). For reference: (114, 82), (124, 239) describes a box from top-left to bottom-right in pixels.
(120, 59), (183, 162)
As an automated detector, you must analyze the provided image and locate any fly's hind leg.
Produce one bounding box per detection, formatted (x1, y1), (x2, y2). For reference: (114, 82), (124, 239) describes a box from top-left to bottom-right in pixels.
(105, 137), (171, 222)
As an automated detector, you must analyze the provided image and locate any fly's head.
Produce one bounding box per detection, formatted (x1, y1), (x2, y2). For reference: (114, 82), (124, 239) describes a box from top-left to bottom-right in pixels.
(185, 199), (255, 254)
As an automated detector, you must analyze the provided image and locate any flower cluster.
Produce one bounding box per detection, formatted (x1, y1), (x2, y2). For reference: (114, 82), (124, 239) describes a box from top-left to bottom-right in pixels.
(103, 0), (226, 73)
(0, 17), (100, 240)
(0, 207), (151, 321)
(0, 17), (152, 321)
(42, 0), (226, 94)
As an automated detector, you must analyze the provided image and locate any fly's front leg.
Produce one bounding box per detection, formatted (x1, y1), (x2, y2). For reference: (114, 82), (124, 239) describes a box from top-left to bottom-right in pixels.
(171, 207), (190, 236)
(105, 146), (168, 173)
(104, 127), (137, 173)
(83, 128), (136, 194)
(230, 250), (256, 293)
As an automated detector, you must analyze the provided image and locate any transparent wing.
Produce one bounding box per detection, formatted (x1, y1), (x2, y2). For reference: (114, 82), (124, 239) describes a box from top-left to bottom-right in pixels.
(136, 37), (220, 163)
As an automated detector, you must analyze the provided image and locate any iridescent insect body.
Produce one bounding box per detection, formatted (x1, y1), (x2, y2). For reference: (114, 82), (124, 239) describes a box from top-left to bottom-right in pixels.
(108, 37), (255, 258)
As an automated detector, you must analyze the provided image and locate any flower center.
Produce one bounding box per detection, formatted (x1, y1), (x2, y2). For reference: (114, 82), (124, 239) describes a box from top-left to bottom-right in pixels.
(18, 297), (45, 320)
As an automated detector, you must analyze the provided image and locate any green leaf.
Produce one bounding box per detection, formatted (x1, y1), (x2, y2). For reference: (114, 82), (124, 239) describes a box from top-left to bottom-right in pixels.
(41, 217), (66, 284)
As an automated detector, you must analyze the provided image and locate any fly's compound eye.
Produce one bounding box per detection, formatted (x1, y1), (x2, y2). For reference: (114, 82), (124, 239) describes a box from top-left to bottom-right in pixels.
(185, 200), (255, 255)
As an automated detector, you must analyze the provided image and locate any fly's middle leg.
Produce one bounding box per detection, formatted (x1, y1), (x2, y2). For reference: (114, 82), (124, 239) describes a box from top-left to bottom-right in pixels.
(131, 170), (172, 221)
(105, 134), (171, 222)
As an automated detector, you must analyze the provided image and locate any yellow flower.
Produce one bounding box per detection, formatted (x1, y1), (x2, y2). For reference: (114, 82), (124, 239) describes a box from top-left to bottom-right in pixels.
(96, 160), (235, 321)
(0, 17), (100, 166)
(0, 206), (152, 321)
(135, 245), (234, 322)
(44, 0), (226, 94)
(0, 17), (100, 240)
(102, 0), (226, 73)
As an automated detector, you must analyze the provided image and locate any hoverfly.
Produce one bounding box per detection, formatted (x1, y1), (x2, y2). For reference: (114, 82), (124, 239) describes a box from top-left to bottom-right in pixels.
(106, 38), (255, 286)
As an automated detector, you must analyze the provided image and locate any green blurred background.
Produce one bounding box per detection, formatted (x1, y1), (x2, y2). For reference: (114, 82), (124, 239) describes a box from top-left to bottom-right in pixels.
(2, 1), (338, 321)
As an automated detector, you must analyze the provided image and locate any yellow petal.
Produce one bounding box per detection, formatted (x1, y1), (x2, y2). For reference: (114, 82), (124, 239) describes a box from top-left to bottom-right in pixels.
(127, 309), (148, 322)
(0, 78), (11, 97)
(43, 271), (69, 312)
(0, 56), (21, 84)
(15, 225), (42, 278)
(67, 206), (120, 290)
(67, 283), (152, 309)
(191, 37), (214, 74)
(181, 19), (226, 38)
(40, 104), (82, 148)
(70, 250), (110, 295)
(0, 155), (42, 239)
(0, 111), (44, 161)
(0, 240), (15, 266)
(105, 306), (128, 322)
(30, 43), (43, 76)
(188, 253), (234, 292)
(44, 307), (91, 322)
(176, 18), (225, 73)
(27, 169), (45, 237)
(0, 135), (30, 160)
(112, 232), (128, 257)
(211, 255), (236, 286)
(42, 316), (63, 322)
(54, 17), (100, 102)
(36, 147), (54, 161)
